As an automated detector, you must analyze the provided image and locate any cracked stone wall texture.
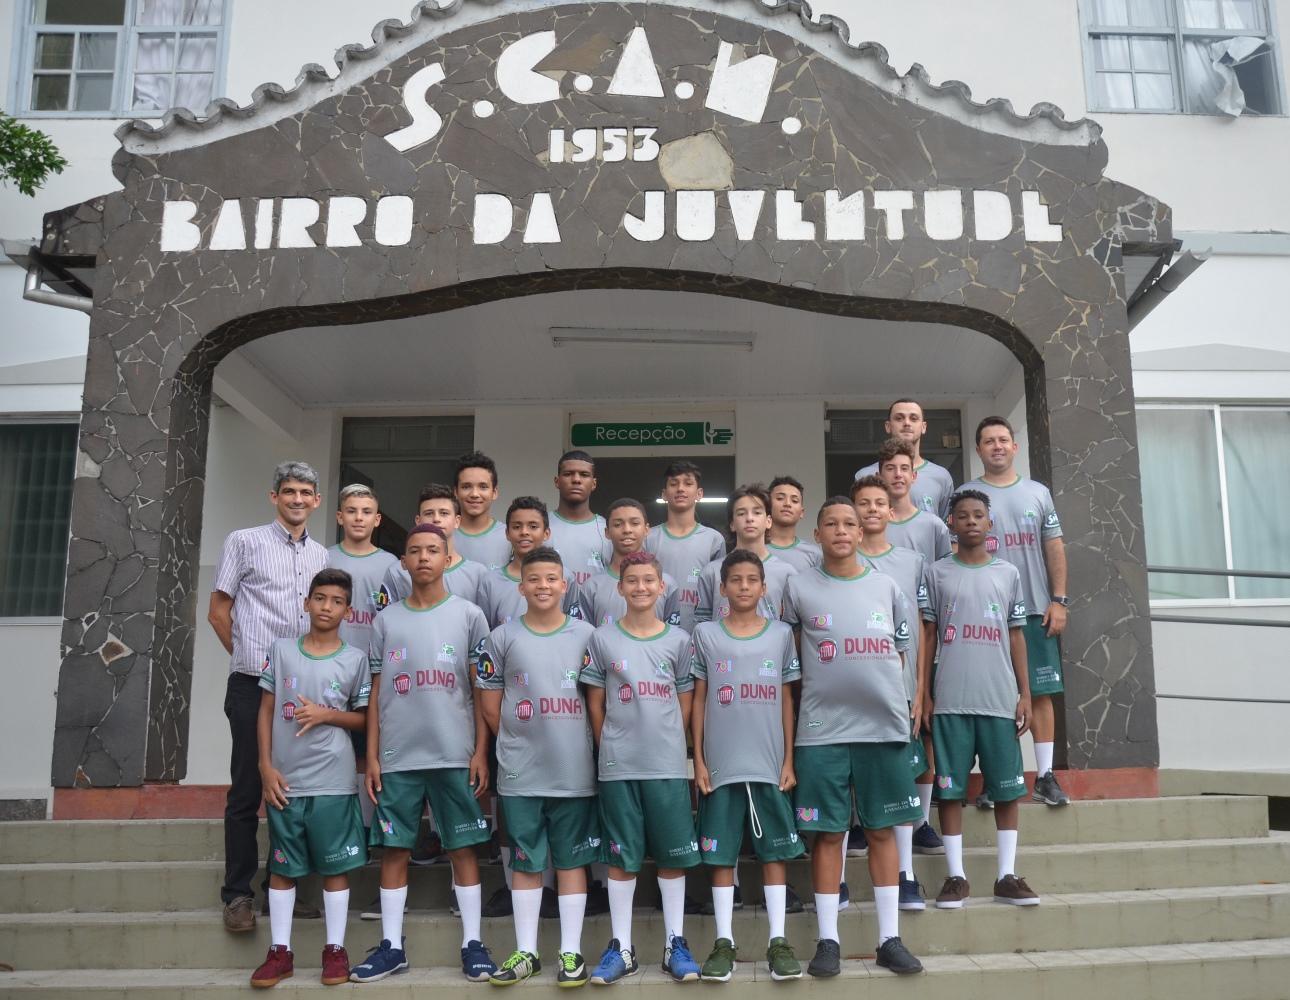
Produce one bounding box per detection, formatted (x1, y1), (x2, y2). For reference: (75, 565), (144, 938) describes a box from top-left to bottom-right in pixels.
(50, 1), (1168, 786)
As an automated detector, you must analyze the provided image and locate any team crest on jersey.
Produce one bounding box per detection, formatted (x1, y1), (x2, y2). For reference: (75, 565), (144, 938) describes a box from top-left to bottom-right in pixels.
(796, 807), (818, 822)
(717, 684), (735, 706)
(713, 659), (733, 673)
(759, 659), (777, 677)
(1024, 507), (1038, 519)
(328, 679), (342, 694)
(689, 567), (702, 578)
(808, 614), (832, 628)
(817, 639), (837, 662)
(650, 660), (668, 678)
(920, 495), (934, 511)
(387, 647), (408, 663)
(562, 669), (578, 689)
(718, 605), (731, 618)
(514, 698), (534, 721)
(392, 672), (412, 695)
(476, 651), (495, 681)
(868, 611), (888, 629)
(438, 643), (456, 663)
(281, 700), (296, 721)
(985, 602), (1003, 620)
(943, 624), (957, 645)
(618, 683), (633, 704)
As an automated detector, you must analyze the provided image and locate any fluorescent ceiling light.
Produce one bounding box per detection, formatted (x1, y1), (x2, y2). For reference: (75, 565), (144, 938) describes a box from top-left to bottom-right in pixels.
(551, 327), (755, 351)
(655, 497), (729, 503)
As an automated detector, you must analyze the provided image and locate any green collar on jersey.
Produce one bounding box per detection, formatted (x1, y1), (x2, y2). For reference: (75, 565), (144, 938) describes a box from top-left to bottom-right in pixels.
(615, 620), (669, 642)
(661, 522), (701, 540)
(767, 539), (802, 550)
(951, 555), (997, 570)
(404, 592), (452, 612)
(860, 544), (896, 560)
(552, 510), (598, 525)
(977, 474), (1023, 489)
(458, 520), (498, 537)
(719, 618), (771, 641)
(520, 613), (569, 637)
(888, 510), (922, 526)
(818, 563), (871, 582)
(335, 543), (383, 558)
(296, 636), (347, 660)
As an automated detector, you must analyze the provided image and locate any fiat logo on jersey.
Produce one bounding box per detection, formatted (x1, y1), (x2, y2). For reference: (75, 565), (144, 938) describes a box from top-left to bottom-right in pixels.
(985, 536), (999, 553)
(392, 672), (412, 695)
(281, 700), (296, 721)
(817, 639), (837, 662)
(515, 698), (535, 721)
(943, 624), (957, 645)
(717, 684), (735, 706)
(618, 683), (633, 704)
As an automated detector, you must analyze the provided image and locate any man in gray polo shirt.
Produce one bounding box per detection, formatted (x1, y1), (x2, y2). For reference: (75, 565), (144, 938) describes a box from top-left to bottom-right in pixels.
(209, 461), (328, 932)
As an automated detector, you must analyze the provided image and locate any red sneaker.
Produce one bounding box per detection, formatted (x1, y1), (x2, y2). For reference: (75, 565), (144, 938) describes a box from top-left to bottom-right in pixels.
(322, 944), (351, 986)
(250, 945), (294, 988)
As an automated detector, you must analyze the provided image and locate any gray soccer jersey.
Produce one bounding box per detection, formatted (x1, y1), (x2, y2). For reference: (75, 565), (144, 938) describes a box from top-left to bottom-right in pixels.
(923, 557), (1027, 718)
(857, 458), (956, 518)
(454, 521), (512, 569)
(476, 565), (581, 629)
(327, 545), (400, 654)
(547, 513), (610, 587)
(259, 637), (370, 797)
(577, 568), (681, 628)
(887, 510), (953, 568)
(782, 566), (912, 746)
(966, 476), (1063, 613)
(859, 545), (930, 702)
(645, 524), (727, 631)
(369, 596), (490, 773)
(477, 616), (597, 797)
(695, 553), (797, 624)
(581, 623), (694, 781)
(767, 539), (822, 573)
(378, 556), (488, 608)
(690, 620), (800, 788)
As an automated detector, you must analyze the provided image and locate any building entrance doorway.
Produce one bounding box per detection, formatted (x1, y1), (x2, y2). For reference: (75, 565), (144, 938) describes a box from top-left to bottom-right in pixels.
(592, 455), (736, 536)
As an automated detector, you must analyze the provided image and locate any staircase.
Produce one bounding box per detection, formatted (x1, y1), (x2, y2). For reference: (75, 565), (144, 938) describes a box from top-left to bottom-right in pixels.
(3, 795), (1290, 996)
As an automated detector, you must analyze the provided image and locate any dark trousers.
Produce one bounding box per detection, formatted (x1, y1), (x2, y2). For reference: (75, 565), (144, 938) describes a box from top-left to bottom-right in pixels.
(222, 672), (268, 903)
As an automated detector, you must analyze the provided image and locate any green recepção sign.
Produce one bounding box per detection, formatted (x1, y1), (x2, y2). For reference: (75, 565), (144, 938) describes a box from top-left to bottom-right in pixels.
(571, 421), (734, 447)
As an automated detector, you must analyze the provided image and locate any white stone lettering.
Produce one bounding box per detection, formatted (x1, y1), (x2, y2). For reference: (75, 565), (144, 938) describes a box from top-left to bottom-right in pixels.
(973, 190), (1013, 240)
(549, 129), (566, 163)
(623, 191), (665, 241)
(1022, 190), (1063, 242)
(473, 193), (513, 244)
(602, 127), (629, 162)
(727, 190), (766, 240)
(497, 31), (560, 105)
(325, 197), (367, 248)
(571, 128), (598, 163)
(209, 198), (246, 251)
(385, 63), (446, 153)
(705, 41), (778, 123)
(160, 200), (201, 252)
(923, 190), (964, 240)
(633, 127), (660, 161)
(277, 198), (320, 248)
(824, 189), (865, 241)
(872, 190), (914, 240)
(774, 189), (815, 240)
(608, 26), (664, 98)
(373, 196), (414, 246)
(523, 192), (561, 243)
(254, 199), (274, 249)
(676, 190), (716, 241)
(550, 127), (660, 163)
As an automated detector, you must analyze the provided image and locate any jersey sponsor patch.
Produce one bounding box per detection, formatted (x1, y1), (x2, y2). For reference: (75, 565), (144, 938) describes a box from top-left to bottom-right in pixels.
(796, 807), (819, 822)
(666, 611), (682, 626)
(895, 621), (911, 642)
(281, 700), (296, 721)
(985, 536), (999, 553)
(713, 659), (733, 673)
(392, 672), (412, 695)
(817, 638), (837, 662)
(943, 624), (957, 645)
(562, 669), (578, 689)
(618, 683), (633, 704)
(868, 611), (888, 629)
(808, 614), (832, 628)
(1044, 510), (1060, 528)
(1011, 601), (1027, 618)
(387, 647), (408, 663)
(759, 659), (778, 677)
(476, 650), (496, 680)
(515, 698), (535, 721)
(717, 684), (735, 705)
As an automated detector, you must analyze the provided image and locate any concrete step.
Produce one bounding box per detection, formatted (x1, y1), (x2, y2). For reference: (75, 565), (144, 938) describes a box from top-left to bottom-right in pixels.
(5, 835), (1290, 913)
(5, 939), (1290, 999)
(0, 796), (1268, 864)
(2, 883), (1287, 971)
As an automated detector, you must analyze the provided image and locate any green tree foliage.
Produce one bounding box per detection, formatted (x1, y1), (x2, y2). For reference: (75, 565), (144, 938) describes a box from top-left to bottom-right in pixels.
(0, 113), (67, 197)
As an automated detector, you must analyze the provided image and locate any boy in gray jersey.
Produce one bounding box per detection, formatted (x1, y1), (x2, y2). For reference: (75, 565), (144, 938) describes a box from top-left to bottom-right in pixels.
(582, 551), (701, 985)
(692, 550), (804, 983)
(378, 484), (488, 607)
(353, 525), (497, 985)
(252, 569), (370, 989)
(477, 496), (581, 627)
(548, 450), (611, 586)
(696, 483), (796, 624)
(854, 398), (956, 518)
(874, 438), (953, 566)
(782, 498), (924, 979)
(582, 498), (682, 627)
(923, 491), (1040, 909)
(455, 451), (512, 569)
(645, 460), (727, 631)
(767, 475), (823, 572)
(968, 417), (1070, 808)
(479, 548), (599, 988)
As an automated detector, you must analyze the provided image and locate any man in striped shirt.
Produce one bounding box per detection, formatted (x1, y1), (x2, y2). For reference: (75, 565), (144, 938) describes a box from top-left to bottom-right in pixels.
(209, 461), (329, 933)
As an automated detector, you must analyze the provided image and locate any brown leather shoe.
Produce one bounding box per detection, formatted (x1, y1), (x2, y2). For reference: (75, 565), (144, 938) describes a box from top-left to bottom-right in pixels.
(224, 895), (256, 932)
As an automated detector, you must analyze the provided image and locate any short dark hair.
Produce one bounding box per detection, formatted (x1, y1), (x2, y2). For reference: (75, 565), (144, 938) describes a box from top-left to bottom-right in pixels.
(405, 523), (448, 549)
(817, 495), (857, 524)
(418, 483), (460, 514)
(520, 545), (563, 571)
(875, 437), (916, 468)
(727, 483), (770, 526)
(768, 475), (804, 497)
(888, 398), (924, 420)
(607, 497), (648, 520)
(557, 449), (595, 472)
(720, 548), (765, 583)
(849, 474), (891, 502)
(663, 460), (702, 486)
(455, 450), (499, 489)
(949, 488), (991, 514)
(975, 416), (1015, 445)
(309, 567), (352, 603)
(507, 495), (549, 529)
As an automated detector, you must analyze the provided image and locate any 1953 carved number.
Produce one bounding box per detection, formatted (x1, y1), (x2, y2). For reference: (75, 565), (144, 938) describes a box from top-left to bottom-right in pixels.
(549, 127), (660, 163)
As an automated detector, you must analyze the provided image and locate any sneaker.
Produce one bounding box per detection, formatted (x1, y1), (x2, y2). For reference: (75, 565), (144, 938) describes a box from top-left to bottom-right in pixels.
(557, 951), (589, 987)
(662, 935), (701, 982)
(700, 938), (737, 983)
(806, 939), (840, 978)
(993, 874), (1041, 906)
(489, 950), (541, 986)
(1032, 771), (1070, 807)
(250, 945), (293, 988)
(483, 886), (513, 918)
(541, 886), (560, 919)
(700, 884), (744, 915)
(766, 937), (801, 981)
(935, 875), (970, 910)
(912, 821), (945, 855)
(899, 875), (926, 912)
(359, 897), (407, 921)
(974, 791), (994, 810)
(874, 936), (923, 975)
(785, 884), (805, 914)
(349, 939), (409, 983)
(321, 944), (350, 986)
(586, 880), (609, 917)
(462, 940), (498, 982)
(590, 938), (638, 985)
(411, 831), (446, 866)
(846, 826), (868, 856)
(837, 881), (850, 910)
(223, 895), (256, 933)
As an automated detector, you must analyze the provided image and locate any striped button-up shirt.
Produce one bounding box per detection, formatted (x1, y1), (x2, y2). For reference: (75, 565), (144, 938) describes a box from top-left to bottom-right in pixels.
(213, 521), (329, 676)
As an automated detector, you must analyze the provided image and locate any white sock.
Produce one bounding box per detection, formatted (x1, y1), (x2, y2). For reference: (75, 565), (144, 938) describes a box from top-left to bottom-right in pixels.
(323, 888), (348, 948)
(542, 866), (556, 891)
(608, 877), (636, 950)
(1035, 742), (1054, 777)
(380, 885), (406, 947)
(658, 875), (686, 942)
(764, 884), (786, 942)
(944, 834), (965, 879)
(814, 892), (840, 943)
(874, 885), (899, 946)
(501, 847), (514, 890)
(997, 829), (1019, 880)
(456, 882), (482, 947)
(896, 823), (914, 878)
(916, 783), (933, 826)
(511, 887), (542, 955)
(269, 887), (295, 949)
(559, 892), (586, 955)
(711, 884), (735, 943)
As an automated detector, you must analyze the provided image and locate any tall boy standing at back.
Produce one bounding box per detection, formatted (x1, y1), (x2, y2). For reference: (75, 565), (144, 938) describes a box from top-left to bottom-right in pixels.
(548, 450), (611, 587)
(855, 399), (956, 518)
(646, 461), (726, 632)
(378, 485), (488, 607)
(581, 498), (681, 628)
(767, 475), (822, 573)
(695, 483), (796, 624)
(876, 439), (953, 569)
(455, 451), (513, 569)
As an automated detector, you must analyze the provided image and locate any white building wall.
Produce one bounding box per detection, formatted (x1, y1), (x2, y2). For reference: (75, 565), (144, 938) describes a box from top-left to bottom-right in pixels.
(0, 621), (59, 805)
(736, 398), (826, 507)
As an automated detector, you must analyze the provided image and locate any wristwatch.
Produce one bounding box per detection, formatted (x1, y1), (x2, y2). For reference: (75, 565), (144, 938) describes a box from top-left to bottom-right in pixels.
(1052, 595), (1071, 607)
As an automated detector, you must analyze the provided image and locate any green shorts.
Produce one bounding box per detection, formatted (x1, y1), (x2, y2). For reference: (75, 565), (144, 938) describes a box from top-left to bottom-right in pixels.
(697, 782), (805, 867)
(932, 713), (1027, 803)
(793, 743), (923, 832)
(599, 778), (699, 873)
(369, 768), (491, 851)
(267, 794), (367, 878)
(1023, 616), (1064, 695)
(500, 795), (602, 872)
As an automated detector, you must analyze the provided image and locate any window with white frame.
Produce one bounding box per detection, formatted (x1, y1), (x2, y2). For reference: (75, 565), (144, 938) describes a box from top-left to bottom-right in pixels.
(1082, 0), (1282, 115)
(1138, 404), (1290, 601)
(18, 0), (226, 117)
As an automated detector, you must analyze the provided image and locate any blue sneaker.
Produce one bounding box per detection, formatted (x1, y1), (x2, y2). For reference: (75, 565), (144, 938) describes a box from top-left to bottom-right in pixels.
(899, 875), (926, 912)
(662, 935), (700, 982)
(462, 939), (497, 982)
(913, 821), (945, 855)
(349, 938), (409, 983)
(590, 938), (638, 985)
(838, 882), (850, 910)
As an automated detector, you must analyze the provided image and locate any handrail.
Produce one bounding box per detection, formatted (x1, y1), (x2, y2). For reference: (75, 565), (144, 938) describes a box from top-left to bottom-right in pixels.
(1148, 565), (1290, 581)
(1152, 614), (1290, 628)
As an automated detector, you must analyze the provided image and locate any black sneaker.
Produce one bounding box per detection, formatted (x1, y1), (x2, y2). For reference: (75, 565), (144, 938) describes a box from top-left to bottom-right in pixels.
(974, 791), (995, 810)
(556, 950), (589, 987)
(1032, 770), (1070, 806)
(785, 884), (805, 914)
(806, 939), (840, 978)
(912, 821), (945, 855)
(411, 831), (445, 866)
(875, 936), (923, 975)
(482, 886), (513, 918)
(699, 884), (743, 915)
(540, 886), (559, 919)
(838, 881), (850, 911)
(845, 826), (868, 856)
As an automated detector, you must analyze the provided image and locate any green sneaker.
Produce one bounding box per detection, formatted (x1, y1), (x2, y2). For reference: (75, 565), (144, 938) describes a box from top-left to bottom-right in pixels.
(766, 937), (801, 981)
(489, 950), (541, 986)
(700, 938), (737, 983)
